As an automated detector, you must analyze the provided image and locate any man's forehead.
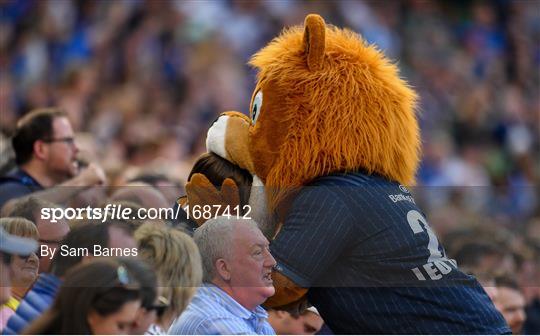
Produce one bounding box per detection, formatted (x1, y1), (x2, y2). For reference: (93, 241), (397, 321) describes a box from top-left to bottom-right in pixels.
(53, 117), (74, 135)
(498, 287), (525, 304)
(37, 217), (70, 238)
(233, 223), (268, 245)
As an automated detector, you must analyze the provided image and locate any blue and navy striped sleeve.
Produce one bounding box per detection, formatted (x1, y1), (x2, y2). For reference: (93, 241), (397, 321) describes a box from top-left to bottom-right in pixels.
(270, 186), (355, 286)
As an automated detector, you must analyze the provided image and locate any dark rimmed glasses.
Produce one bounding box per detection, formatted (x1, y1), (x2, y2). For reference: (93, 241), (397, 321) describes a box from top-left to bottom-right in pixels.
(41, 137), (76, 146)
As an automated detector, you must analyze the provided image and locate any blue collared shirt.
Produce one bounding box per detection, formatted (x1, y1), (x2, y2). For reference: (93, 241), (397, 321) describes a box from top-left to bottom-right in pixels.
(168, 284), (275, 335)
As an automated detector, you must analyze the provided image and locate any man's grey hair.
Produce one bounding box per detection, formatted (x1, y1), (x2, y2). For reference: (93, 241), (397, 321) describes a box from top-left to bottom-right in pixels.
(194, 216), (260, 283)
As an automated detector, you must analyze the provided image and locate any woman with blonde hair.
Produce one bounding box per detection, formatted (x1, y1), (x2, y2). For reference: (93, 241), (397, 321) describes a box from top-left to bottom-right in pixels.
(135, 222), (202, 334)
(0, 217), (39, 330)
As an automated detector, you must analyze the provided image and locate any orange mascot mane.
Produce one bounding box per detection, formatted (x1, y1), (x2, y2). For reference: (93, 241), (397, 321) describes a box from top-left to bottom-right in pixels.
(246, 15), (420, 211)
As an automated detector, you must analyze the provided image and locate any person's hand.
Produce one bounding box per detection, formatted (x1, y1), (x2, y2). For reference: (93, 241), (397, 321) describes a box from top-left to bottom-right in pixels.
(72, 163), (107, 187)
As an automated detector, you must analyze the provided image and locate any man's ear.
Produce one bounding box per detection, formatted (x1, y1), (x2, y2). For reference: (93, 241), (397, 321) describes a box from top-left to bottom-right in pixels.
(215, 258), (231, 281)
(33, 140), (48, 160)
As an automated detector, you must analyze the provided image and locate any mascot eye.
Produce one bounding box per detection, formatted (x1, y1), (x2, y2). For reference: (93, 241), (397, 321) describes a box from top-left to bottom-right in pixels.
(251, 91), (263, 125)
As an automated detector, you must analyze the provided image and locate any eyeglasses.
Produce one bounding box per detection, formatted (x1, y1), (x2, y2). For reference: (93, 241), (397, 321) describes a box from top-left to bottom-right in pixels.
(145, 296), (169, 318)
(1, 252), (32, 263)
(41, 137), (76, 145)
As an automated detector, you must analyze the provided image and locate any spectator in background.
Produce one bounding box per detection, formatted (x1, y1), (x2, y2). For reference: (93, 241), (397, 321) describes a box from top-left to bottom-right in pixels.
(123, 256), (159, 335)
(135, 222), (203, 334)
(108, 182), (170, 210)
(453, 241), (506, 303)
(128, 172), (185, 206)
(524, 286), (540, 335)
(522, 242), (540, 334)
(169, 217), (276, 335)
(0, 108), (106, 212)
(23, 258), (147, 335)
(6, 197), (70, 273)
(0, 228), (37, 306)
(0, 218), (39, 330)
(495, 275), (527, 334)
(3, 220), (136, 335)
(267, 307), (324, 335)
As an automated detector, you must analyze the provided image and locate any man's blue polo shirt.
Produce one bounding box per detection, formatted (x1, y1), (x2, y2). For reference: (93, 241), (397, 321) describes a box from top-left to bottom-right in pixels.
(0, 168), (43, 209)
(270, 171), (510, 334)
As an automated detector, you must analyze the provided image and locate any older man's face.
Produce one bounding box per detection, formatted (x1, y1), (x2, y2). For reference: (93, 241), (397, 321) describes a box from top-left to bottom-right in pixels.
(228, 224), (276, 309)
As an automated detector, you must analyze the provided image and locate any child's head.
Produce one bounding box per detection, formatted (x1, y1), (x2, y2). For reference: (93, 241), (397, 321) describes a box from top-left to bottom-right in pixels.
(189, 152), (253, 206)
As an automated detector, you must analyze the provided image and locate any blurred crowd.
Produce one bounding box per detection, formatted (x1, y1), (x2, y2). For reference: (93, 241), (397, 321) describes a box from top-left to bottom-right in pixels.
(1, 0), (538, 185)
(0, 0), (539, 334)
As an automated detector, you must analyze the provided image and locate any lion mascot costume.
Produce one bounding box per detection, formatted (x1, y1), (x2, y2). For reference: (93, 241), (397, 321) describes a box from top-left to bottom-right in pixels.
(187, 14), (509, 334)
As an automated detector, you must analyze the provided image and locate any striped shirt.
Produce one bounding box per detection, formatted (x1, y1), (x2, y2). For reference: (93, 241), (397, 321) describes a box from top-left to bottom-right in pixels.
(271, 171), (510, 334)
(145, 323), (165, 335)
(168, 284), (275, 335)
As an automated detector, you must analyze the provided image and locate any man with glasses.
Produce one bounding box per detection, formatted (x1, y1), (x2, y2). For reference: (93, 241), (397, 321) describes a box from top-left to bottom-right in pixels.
(0, 227), (37, 306)
(0, 108), (106, 211)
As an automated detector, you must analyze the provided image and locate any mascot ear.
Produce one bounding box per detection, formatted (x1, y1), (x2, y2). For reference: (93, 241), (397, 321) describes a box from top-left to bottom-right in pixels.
(303, 14), (326, 71)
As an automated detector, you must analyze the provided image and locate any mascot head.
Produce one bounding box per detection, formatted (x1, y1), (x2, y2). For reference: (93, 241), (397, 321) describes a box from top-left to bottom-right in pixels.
(248, 14), (419, 200)
(205, 14), (421, 215)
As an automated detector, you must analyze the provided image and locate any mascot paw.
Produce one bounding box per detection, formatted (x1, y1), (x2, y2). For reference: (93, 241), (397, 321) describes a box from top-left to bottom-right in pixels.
(185, 173), (241, 226)
(264, 271), (309, 310)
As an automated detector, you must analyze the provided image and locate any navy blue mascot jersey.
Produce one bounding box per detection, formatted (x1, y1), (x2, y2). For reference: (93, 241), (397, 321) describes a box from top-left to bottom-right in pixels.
(271, 171), (510, 334)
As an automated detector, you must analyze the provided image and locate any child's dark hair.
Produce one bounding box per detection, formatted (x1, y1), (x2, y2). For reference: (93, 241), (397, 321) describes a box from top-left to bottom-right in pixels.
(189, 152), (253, 207)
